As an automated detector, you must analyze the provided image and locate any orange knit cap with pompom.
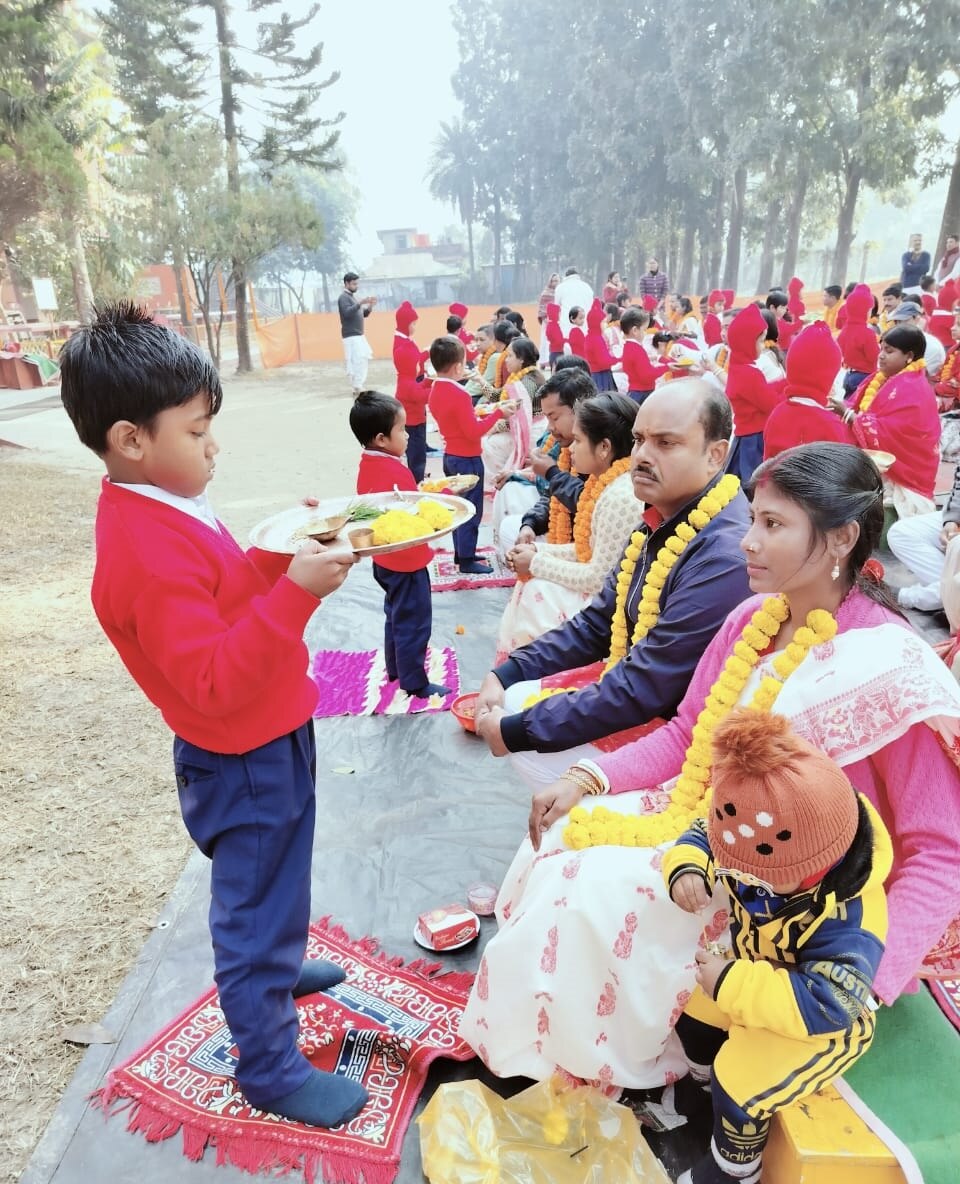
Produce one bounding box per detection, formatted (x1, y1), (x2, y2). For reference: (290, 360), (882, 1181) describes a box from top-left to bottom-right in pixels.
(707, 709), (859, 892)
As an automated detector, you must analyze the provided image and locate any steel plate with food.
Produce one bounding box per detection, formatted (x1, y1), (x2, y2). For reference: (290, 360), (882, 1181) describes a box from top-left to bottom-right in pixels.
(249, 491), (475, 558)
(862, 449), (896, 473)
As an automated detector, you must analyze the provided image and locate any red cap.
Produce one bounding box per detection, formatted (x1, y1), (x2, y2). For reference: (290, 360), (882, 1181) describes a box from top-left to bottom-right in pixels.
(395, 300), (418, 333)
(722, 289), (735, 310)
(843, 283), (873, 325)
(708, 289), (723, 307)
(449, 302), (469, 318)
(587, 298), (605, 330)
(727, 303), (767, 364)
(784, 322), (841, 405)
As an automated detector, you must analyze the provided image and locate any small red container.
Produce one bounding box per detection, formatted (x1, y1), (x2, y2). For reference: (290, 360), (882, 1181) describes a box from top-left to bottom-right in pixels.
(451, 692), (479, 733)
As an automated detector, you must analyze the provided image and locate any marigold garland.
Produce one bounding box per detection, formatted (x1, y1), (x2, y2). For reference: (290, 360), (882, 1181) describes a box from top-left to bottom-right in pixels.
(941, 348), (959, 386)
(561, 597), (839, 850)
(572, 458), (632, 562)
(475, 344), (496, 382)
(546, 448), (574, 544)
(500, 365), (538, 399)
(716, 346), (729, 371)
(857, 358), (927, 413)
(604, 473), (741, 672)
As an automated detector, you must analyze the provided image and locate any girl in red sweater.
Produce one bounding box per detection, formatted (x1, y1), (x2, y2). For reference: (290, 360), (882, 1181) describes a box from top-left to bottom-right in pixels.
(393, 300), (430, 481)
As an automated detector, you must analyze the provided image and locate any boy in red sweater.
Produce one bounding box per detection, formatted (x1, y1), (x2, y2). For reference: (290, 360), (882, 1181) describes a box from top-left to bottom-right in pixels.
(544, 302), (565, 369)
(59, 305), (367, 1129)
(393, 300), (430, 482)
(349, 392), (450, 699)
(427, 334), (515, 574)
(838, 283), (879, 396)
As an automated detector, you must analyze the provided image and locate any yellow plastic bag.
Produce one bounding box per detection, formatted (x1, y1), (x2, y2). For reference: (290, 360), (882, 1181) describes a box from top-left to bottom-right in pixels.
(418, 1075), (671, 1184)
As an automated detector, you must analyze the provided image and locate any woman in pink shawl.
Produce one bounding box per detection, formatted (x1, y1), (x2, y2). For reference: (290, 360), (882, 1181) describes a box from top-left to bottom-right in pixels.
(836, 324), (940, 520)
(462, 443), (960, 1090)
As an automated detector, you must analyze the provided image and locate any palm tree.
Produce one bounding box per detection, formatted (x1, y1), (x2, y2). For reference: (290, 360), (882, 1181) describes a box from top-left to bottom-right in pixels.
(426, 119), (477, 281)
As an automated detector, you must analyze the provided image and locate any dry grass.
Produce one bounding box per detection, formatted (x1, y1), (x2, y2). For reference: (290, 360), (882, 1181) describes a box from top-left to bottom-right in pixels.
(0, 453), (192, 1181)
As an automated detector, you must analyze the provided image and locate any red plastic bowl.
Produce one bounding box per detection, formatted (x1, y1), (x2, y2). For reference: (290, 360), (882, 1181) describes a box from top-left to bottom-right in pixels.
(451, 692), (479, 733)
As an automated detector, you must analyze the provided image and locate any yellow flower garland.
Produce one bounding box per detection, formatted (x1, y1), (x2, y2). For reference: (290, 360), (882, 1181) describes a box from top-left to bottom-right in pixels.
(546, 448), (573, 544)
(857, 358), (927, 413)
(572, 457), (633, 562)
(499, 365), (538, 399)
(561, 597), (839, 850)
(940, 347), (959, 386)
(605, 473), (741, 673)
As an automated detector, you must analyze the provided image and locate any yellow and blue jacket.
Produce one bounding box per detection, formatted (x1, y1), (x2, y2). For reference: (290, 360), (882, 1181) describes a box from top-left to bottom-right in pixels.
(663, 796), (892, 1040)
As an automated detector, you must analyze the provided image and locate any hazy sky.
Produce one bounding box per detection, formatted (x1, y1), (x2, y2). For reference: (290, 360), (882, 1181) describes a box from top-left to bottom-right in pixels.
(302, 0), (460, 266)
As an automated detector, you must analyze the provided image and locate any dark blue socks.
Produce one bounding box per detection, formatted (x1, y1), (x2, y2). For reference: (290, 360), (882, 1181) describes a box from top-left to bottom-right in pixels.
(262, 1070), (368, 1127)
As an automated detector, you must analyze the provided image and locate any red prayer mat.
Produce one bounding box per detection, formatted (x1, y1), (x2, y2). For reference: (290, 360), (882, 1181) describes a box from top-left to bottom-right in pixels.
(429, 546), (516, 592)
(94, 918), (476, 1184)
(928, 979), (960, 1035)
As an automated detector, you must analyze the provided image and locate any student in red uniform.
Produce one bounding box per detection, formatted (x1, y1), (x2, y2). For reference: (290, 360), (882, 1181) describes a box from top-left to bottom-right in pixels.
(762, 322), (847, 459)
(838, 283), (879, 397)
(703, 290), (726, 347)
(620, 306), (670, 403)
(59, 304), (367, 1129)
(350, 392), (450, 699)
(428, 334), (516, 574)
(393, 300), (430, 482)
(567, 306), (587, 359)
(584, 298), (617, 389)
(544, 301), (565, 369)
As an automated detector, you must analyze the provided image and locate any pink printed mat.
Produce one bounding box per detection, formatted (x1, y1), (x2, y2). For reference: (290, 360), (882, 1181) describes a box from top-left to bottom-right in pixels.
(311, 646), (460, 717)
(429, 546), (516, 592)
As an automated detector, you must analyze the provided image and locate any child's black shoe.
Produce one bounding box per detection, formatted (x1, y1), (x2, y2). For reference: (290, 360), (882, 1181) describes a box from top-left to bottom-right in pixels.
(458, 558), (493, 575)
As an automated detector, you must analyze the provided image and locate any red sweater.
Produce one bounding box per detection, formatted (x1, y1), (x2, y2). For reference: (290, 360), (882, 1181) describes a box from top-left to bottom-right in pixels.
(568, 325), (586, 358)
(393, 332), (430, 426)
(585, 329), (616, 373)
(837, 287), (879, 375)
(763, 400), (848, 459)
(428, 376), (504, 457)
(727, 305), (786, 435)
(622, 338), (669, 391)
(356, 450), (431, 572)
(703, 313), (723, 347)
(91, 479), (319, 755)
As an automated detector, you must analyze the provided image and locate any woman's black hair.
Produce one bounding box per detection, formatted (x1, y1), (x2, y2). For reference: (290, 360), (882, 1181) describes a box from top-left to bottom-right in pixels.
(605, 302), (621, 322)
(493, 319), (519, 345)
(504, 310), (526, 334)
(677, 296), (694, 316)
(747, 442), (902, 614)
(882, 325), (926, 360)
(553, 354), (591, 374)
(651, 331), (676, 348)
(574, 392), (637, 460)
(760, 307), (786, 367)
(507, 334), (539, 367)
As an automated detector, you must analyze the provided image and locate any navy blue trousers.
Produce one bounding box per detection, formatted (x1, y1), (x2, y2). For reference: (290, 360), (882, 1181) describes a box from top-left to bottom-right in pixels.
(628, 388), (653, 405)
(443, 453), (484, 562)
(592, 369), (617, 391)
(727, 431), (765, 484)
(373, 563), (432, 692)
(843, 369), (870, 398)
(173, 722), (317, 1106)
(405, 422), (427, 484)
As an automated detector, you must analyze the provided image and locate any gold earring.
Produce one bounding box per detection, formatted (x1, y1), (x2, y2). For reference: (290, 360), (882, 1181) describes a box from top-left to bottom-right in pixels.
(831, 558), (841, 581)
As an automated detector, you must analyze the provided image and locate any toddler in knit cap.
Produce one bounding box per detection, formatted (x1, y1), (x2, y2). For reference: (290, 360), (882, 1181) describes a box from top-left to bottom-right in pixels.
(663, 709), (892, 1184)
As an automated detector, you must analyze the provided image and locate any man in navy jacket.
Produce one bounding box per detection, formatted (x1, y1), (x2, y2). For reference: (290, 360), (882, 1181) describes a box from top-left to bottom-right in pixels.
(475, 379), (751, 789)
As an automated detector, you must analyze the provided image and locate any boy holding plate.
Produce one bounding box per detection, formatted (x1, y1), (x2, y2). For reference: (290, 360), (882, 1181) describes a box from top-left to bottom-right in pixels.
(59, 303), (368, 1128)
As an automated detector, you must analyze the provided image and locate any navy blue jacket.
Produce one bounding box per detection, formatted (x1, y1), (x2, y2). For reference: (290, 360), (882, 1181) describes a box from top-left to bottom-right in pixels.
(495, 479), (751, 753)
(520, 465), (585, 535)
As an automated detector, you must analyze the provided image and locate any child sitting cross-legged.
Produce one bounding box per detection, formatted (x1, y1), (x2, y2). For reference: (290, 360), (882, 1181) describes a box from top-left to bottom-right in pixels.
(664, 708), (891, 1184)
(349, 391), (450, 700)
(59, 304), (367, 1129)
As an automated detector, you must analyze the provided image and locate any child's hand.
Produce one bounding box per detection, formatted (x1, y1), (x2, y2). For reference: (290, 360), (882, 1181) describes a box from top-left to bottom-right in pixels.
(694, 949), (728, 997)
(500, 399), (518, 419)
(671, 872), (710, 913)
(287, 541), (357, 599)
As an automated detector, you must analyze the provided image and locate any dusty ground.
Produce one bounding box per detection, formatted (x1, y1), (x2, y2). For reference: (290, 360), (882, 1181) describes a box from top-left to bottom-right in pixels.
(0, 358), (397, 1184)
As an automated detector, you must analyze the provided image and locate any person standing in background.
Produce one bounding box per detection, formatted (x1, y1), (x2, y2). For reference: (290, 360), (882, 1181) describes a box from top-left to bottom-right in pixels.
(900, 233), (931, 296)
(338, 271), (377, 395)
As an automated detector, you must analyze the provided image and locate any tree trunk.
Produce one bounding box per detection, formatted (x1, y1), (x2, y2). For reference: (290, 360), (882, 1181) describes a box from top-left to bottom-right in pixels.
(721, 165), (747, 293)
(779, 165), (809, 288)
(466, 218), (476, 281)
(710, 176), (726, 291)
(677, 221), (695, 294)
(211, 0), (252, 371)
(321, 272), (331, 313)
(172, 253), (195, 341)
(492, 192), (502, 299)
(67, 218), (95, 324)
(755, 198), (779, 294)
(831, 166), (862, 285)
(695, 229), (708, 299)
(937, 134), (960, 264)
